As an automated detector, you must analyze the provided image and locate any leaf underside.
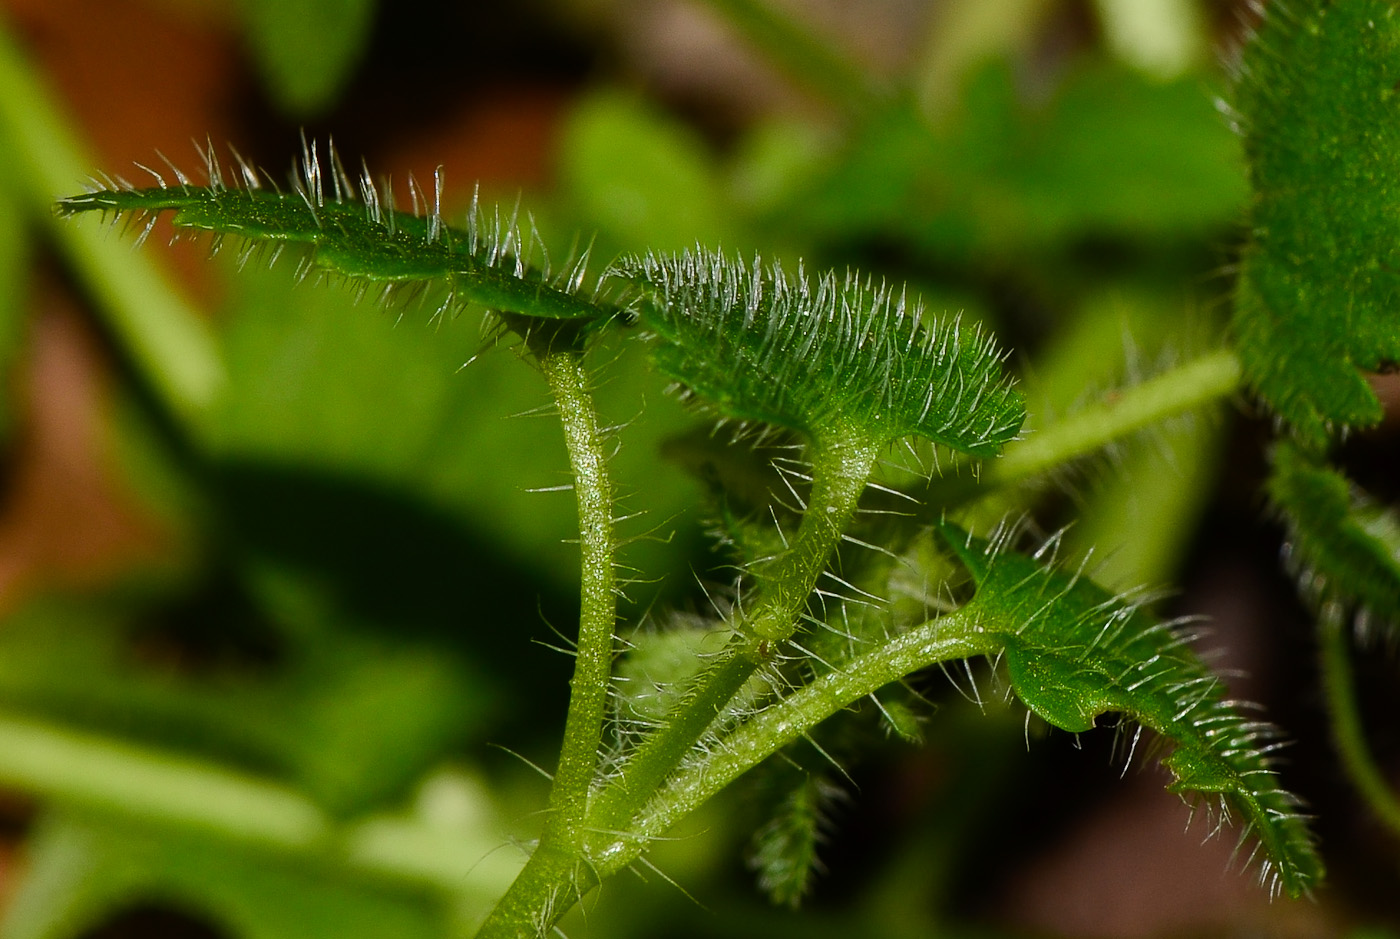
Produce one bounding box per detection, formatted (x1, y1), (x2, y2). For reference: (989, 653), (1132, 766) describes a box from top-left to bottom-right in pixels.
(614, 249), (1025, 454)
(1232, 0), (1400, 449)
(1268, 441), (1400, 639)
(56, 142), (611, 326)
(936, 521), (1323, 899)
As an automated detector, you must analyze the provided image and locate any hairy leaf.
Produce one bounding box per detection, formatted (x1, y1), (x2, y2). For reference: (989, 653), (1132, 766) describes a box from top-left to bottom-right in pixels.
(745, 770), (840, 909)
(936, 522), (1323, 898)
(56, 141), (613, 326)
(613, 248), (1024, 453)
(1268, 440), (1400, 638)
(1231, 0), (1400, 448)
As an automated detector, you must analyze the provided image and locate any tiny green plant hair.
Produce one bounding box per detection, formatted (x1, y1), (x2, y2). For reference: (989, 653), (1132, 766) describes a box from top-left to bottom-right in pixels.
(56, 138), (615, 327)
(613, 248), (1025, 455)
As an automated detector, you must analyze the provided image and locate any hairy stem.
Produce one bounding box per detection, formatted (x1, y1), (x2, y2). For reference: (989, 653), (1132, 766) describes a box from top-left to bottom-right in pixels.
(595, 606), (997, 877)
(535, 345), (618, 842)
(472, 839), (590, 939)
(472, 340), (619, 939)
(585, 435), (880, 852)
(1318, 613), (1400, 838)
(480, 603), (994, 938)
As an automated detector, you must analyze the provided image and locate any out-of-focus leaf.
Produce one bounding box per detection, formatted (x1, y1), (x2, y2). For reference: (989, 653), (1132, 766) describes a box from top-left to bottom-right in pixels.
(1231, 0), (1400, 449)
(206, 259), (698, 608)
(614, 624), (728, 726)
(0, 810), (450, 939)
(558, 91), (734, 252)
(1035, 290), (1226, 590)
(0, 593), (487, 817)
(238, 0), (377, 117)
(1268, 440), (1400, 639)
(205, 260), (584, 582)
(776, 59), (1245, 261)
(0, 147), (30, 448)
(744, 769), (839, 909)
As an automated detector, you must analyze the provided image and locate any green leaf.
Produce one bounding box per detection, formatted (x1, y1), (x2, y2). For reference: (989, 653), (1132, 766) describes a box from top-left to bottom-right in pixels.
(0, 810), (451, 939)
(559, 91), (734, 252)
(57, 141), (613, 326)
(745, 770), (840, 909)
(239, 0), (377, 117)
(774, 59), (1245, 261)
(613, 248), (1024, 453)
(935, 521), (1323, 899)
(1268, 440), (1400, 638)
(1231, 0), (1400, 448)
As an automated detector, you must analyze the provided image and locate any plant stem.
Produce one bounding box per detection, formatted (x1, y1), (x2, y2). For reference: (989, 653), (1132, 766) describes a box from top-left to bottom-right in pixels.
(0, 714), (532, 905)
(987, 347), (1242, 487)
(476, 434), (883, 936)
(473, 341), (618, 939)
(1317, 613), (1400, 838)
(480, 602), (993, 938)
(584, 435), (880, 849)
(534, 346), (618, 843)
(0, 20), (224, 426)
(596, 605), (998, 877)
(472, 839), (589, 939)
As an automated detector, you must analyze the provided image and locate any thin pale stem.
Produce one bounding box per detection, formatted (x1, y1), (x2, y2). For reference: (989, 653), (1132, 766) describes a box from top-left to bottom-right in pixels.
(601, 606), (996, 878)
(584, 435), (880, 852)
(0, 714), (534, 904)
(1318, 613), (1400, 838)
(474, 342), (618, 939)
(535, 346), (618, 841)
(987, 348), (1242, 487)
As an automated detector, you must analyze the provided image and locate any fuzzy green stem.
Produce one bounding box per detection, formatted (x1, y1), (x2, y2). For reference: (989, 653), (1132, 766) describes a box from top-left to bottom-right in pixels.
(480, 597), (992, 939)
(0, 20), (224, 426)
(535, 346), (618, 841)
(987, 348), (1242, 487)
(473, 342), (618, 939)
(1318, 613), (1400, 838)
(473, 840), (590, 939)
(593, 606), (997, 878)
(585, 435), (880, 852)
